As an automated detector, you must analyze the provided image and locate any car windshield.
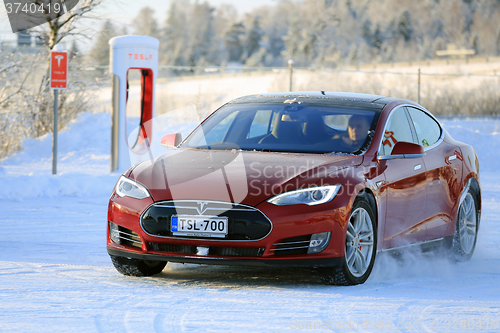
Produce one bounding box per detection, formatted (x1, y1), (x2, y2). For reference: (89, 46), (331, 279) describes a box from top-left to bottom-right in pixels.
(182, 103), (378, 154)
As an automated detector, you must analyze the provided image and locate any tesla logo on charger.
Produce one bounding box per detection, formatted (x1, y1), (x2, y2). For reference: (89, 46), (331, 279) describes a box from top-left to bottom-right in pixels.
(128, 53), (154, 60)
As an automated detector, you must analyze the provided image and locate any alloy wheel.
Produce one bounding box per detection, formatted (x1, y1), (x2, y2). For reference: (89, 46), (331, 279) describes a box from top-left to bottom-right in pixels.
(458, 192), (477, 255)
(345, 207), (375, 278)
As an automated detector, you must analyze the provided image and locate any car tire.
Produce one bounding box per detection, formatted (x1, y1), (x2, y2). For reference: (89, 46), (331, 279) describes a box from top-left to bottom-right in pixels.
(320, 193), (377, 285)
(446, 185), (479, 262)
(110, 255), (167, 277)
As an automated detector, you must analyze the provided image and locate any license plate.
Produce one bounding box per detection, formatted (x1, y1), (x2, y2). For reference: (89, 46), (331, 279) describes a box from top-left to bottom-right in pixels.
(171, 215), (228, 238)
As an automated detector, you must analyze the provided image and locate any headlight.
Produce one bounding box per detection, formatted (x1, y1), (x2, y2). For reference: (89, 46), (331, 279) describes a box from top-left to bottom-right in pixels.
(115, 176), (150, 199)
(267, 185), (341, 206)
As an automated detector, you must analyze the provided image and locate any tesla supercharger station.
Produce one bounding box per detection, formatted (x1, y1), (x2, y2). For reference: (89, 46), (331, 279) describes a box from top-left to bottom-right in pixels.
(109, 35), (159, 172)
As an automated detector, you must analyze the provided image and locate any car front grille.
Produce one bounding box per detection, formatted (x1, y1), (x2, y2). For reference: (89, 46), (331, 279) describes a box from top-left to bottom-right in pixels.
(141, 200), (272, 241)
(271, 235), (311, 256)
(148, 242), (265, 257)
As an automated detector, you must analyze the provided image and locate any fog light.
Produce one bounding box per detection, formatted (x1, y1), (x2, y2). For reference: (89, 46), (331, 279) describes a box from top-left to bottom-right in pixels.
(308, 232), (331, 254)
(109, 222), (121, 244)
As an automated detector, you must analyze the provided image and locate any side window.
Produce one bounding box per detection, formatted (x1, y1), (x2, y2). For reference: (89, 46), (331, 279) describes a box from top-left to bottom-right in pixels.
(407, 107), (441, 148)
(380, 108), (414, 155)
(247, 110), (274, 139)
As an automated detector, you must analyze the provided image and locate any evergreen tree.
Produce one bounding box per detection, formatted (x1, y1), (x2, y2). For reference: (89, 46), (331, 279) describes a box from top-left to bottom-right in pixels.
(362, 19), (373, 47)
(362, 19), (383, 50)
(112, 0), (500, 67)
(283, 16), (302, 61)
(373, 24), (383, 50)
(88, 20), (117, 65)
(132, 7), (160, 38)
(161, 1), (188, 66)
(300, 31), (317, 61)
(225, 22), (245, 62)
(69, 40), (80, 59)
(497, 31), (500, 55)
(398, 10), (413, 43)
(189, 2), (216, 64)
(245, 16), (264, 58)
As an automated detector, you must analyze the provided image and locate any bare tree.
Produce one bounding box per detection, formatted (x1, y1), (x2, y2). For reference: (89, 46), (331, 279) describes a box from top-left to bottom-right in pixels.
(23, 0), (103, 137)
(0, 0), (105, 161)
(32, 0), (103, 85)
(0, 53), (38, 158)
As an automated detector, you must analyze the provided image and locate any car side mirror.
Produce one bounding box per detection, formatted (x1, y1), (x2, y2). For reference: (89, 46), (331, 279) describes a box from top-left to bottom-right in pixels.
(378, 141), (424, 160)
(161, 133), (182, 148)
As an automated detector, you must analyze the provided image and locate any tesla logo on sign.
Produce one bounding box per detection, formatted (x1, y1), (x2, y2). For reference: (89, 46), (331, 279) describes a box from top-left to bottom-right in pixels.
(55, 55), (64, 66)
(50, 51), (68, 89)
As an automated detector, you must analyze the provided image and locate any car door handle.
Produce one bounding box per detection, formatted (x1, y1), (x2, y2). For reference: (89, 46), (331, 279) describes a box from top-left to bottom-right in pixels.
(448, 154), (457, 161)
(414, 164), (422, 171)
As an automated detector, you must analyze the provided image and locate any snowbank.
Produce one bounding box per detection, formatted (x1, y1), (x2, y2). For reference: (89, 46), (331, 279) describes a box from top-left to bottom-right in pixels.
(0, 110), (199, 199)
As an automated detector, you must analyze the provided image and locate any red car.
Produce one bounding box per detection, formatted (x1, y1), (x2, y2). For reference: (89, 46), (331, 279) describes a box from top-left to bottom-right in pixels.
(107, 92), (480, 285)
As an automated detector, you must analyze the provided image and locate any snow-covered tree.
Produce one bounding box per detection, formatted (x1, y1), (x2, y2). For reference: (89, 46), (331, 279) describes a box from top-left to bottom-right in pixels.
(225, 22), (245, 62)
(189, 2), (216, 64)
(245, 15), (264, 59)
(160, 1), (189, 66)
(132, 7), (160, 38)
(87, 20), (117, 65)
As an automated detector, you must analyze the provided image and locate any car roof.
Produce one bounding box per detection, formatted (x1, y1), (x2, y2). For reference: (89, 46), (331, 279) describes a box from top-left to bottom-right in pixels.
(228, 91), (398, 111)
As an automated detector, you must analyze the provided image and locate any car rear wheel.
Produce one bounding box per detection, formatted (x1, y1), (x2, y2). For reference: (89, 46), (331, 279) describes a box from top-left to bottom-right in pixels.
(447, 186), (479, 261)
(110, 255), (167, 276)
(320, 194), (377, 285)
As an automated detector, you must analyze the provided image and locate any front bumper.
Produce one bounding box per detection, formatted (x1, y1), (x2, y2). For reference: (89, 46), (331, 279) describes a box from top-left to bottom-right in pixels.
(107, 195), (351, 267)
(107, 246), (344, 268)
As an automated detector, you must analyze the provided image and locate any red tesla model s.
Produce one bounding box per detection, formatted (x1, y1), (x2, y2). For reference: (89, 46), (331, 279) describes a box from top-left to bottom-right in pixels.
(107, 92), (480, 285)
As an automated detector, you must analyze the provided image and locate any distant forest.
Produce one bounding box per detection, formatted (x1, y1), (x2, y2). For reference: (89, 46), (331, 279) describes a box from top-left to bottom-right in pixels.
(88, 0), (500, 67)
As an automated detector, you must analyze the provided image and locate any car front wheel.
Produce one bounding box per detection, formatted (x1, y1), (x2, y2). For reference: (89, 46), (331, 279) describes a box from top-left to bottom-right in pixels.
(320, 194), (377, 285)
(110, 255), (167, 276)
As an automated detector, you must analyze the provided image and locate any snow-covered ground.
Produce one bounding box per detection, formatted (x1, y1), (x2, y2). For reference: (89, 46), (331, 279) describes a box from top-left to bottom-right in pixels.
(1, 112), (499, 332)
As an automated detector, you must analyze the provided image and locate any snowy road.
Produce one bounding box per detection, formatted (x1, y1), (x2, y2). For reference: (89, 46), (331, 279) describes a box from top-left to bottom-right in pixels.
(2, 259), (500, 332)
(1, 114), (499, 332)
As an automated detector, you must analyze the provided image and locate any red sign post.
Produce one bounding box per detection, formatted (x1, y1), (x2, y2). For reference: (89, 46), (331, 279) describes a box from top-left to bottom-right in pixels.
(49, 49), (68, 174)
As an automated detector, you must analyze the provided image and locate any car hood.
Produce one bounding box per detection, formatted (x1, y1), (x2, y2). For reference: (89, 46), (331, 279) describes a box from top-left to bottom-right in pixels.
(129, 149), (362, 206)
